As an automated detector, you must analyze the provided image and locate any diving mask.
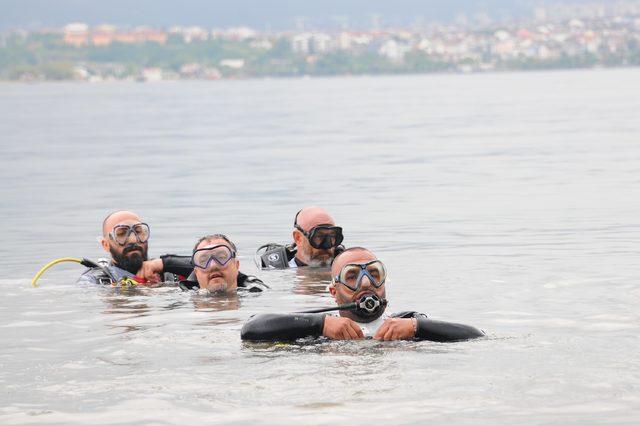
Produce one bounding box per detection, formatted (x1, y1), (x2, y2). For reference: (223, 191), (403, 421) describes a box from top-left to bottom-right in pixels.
(109, 223), (150, 246)
(192, 245), (236, 269)
(295, 224), (344, 250)
(334, 260), (387, 292)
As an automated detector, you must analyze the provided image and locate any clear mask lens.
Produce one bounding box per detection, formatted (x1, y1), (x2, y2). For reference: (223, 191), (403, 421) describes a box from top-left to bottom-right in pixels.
(338, 260), (386, 291)
(192, 245), (234, 269)
(112, 223), (150, 245)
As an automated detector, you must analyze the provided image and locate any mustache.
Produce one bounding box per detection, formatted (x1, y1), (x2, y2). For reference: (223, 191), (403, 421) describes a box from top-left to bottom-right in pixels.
(123, 244), (144, 255)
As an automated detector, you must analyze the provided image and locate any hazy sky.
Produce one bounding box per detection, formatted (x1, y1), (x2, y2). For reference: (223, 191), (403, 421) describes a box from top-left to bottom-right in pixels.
(0, 0), (599, 30)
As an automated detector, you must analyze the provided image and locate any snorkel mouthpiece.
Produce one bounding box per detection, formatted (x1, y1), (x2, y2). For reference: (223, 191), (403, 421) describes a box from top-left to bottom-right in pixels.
(353, 294), (387, 320)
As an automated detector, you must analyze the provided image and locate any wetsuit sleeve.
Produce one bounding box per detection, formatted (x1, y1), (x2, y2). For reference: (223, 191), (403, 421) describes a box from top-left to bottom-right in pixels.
(160, 255), (193, 277)
(241, 313), (326, 341)
(415, 317), (484, 342)
(392, 312), (484, 342)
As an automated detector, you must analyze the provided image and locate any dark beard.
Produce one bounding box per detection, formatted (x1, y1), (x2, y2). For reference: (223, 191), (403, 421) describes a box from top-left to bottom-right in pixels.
(110, 244), (148, 275)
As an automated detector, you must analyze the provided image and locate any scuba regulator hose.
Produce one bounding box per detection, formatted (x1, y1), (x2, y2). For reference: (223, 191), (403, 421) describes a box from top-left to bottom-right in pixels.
(299, 294), (388, 317)
(31, 257), (116, 287)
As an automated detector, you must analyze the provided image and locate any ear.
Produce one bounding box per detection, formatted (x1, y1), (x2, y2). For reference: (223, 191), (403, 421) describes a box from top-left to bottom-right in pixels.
(292, 229), (303, 246)
(100, 237), (110, 253)
(328, 282), (336, 296)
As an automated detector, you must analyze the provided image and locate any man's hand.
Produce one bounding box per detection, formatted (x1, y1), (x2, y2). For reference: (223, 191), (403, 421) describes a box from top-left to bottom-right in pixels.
(373, 318), (416, 341)
(137, 258), (164, 284)
(322, 316), (365, 340)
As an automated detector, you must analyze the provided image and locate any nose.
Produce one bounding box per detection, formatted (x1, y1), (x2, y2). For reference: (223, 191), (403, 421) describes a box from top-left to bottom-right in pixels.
(126, 229), (139, 244)
(359, 273), (373, 289)
(205, 259), (221, 270)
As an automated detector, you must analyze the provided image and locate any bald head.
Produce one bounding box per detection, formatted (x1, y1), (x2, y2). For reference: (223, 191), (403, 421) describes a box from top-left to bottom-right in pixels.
(102, 210), (142, 236)
(295, 206), (335, 232)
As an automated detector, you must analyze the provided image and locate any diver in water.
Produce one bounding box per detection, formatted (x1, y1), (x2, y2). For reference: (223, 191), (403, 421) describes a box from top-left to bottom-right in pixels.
(177, 234), (266, 293)
(77, 210), (163, 285)
(241, 247), (484, 342)
(256, 206), (345, 269)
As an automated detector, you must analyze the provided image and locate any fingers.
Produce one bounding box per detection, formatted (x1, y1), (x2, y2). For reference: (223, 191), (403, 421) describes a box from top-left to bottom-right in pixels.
(383, 327), (395, 341)
(346, 321), (364, 340)
(137, 259), (163, 281)
(147, 273), (162, 284)
(375, 319), (413, 341)
(341, 320), (363, 340)
(323, 317), (364, 340)
(353, 322), (365, 339)
(374, 322), (390, 340)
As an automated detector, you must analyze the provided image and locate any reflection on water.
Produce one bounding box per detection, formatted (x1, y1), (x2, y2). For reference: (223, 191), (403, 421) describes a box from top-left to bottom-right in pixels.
(292, 268), (332, 295)
(1, 70), (640, 424)
(192, 292), (241, 313)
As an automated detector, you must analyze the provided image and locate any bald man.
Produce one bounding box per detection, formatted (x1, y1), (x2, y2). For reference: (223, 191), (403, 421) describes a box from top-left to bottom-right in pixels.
(77, 210), (155, 285)
(242, 247), (485, 342)
(78, 210), (195, 285)
(257, 206), (345, 269)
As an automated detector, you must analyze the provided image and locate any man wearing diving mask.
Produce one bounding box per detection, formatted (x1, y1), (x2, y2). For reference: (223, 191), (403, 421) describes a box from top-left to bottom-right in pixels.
(257, 206), (345, 269)
(241, 247), (484, 342)
(176, 234), (267, 293)
(77, 210), (157, 285)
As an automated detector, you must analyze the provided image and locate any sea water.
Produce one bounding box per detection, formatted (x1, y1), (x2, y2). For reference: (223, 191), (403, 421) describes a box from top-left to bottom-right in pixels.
(1, 69), (639, 424)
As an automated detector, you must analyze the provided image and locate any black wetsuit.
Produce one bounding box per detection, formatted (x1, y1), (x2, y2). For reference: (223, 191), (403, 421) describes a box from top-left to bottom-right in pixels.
(241, 311), (484, 342)
(178, 271), (267, 292)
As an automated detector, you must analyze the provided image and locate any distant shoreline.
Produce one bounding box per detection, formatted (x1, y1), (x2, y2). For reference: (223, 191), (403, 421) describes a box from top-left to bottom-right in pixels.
(1, 64), (638, 84)
(3, 14), (639, 82)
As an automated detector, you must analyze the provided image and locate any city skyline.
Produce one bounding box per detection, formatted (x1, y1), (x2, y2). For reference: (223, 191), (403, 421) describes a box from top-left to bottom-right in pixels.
(2, 10), (639, 82)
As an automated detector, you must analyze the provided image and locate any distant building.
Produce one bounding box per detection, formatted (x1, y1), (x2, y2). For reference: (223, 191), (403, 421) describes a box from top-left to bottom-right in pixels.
(311, 33), (332, 53)
(64, 23), (168, 46)
(219, 59), (245, 69)
(133, 27), (168, 44)
(64, 23), (89, 47)
(182, 27), (208, 43)
(91, 25), (116, 46)
(292, 33), (312, 53)
(379, 39), (410, 62)
(141, 68), (163, 82)
(226, 27), (257, 41)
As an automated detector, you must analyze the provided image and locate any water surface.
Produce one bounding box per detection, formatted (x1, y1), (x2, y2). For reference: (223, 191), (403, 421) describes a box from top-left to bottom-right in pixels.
(1, 69), (639, 424)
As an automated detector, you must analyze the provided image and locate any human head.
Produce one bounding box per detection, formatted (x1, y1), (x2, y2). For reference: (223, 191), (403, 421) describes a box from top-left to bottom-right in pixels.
(329, 247), (387, 322)
(191, 234), (239, 295)
(292, 206), (342, 267)
(100, 210), (149, 274)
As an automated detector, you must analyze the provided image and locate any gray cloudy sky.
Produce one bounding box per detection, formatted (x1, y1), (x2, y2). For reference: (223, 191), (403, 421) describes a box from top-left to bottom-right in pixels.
(0, 0), (597, 30)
